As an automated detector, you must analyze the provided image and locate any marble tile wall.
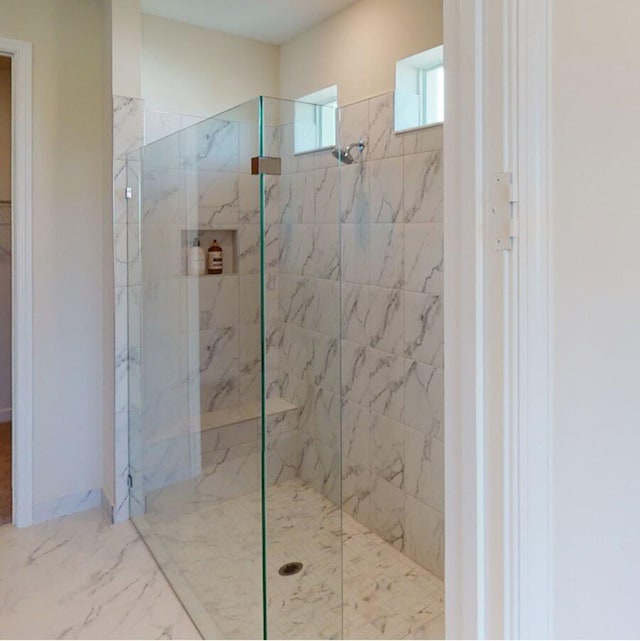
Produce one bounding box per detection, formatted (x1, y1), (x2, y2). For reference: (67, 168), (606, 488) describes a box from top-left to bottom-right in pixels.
(129, 98), (443, 579)
(338, 91), (444, 578)
(270, 116), (342, 506)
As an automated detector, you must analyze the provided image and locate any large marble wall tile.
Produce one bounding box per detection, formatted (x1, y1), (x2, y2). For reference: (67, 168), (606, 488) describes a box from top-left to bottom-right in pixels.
(238, 224), (260, 274)
(339, 99), (369, 160)
(201, 420), (257, 457)
(264, 223), (280, 273)
(279, 223), (315, 276)
(404, 222), (443, 294)
(342, 400), (370, 470)
(404, 427), (444, 512)
(429, 367), (444, 442)
(370, 156), (404, 222)
(181, 118), (239, 173)
(368, 92), (403, 160)
(369, 349), (408, 423)
(404, 360), (441, 435)
(404, 291), (444, 367)
(239, 174), (260, 223)
(200, 275), (240, 330)
(239, 371), (260, 405)
(143, 434), (192, 492)
(309, 385), (341, 449)
(403, 150), (443, 223)
(342, 463), (372, 526)
(200, 378), (240, 413)
(310, 333), (339, 394)
(314, 224), (340, 280)
(401, 123), (443, 156)
(369, 223), (404, 288)
(198, 172), (239, 226)
(341, 340), (370, 407)
(238, 119), (261, 165)
(140, 224), (183, 281)
(114, 223), (129, 288)
(114, 159), (130, 225)
(371, 413), (405, 489)
(280, 324), (312, 382)
(341, 282), (369, 345)
(142, 279), (186, 337)
(367, 286), (403, 355)
(280, 172), (308, 223)
(238, 324), (261, 379)
(239, 274), (260, 326)
(310, 167), (339, 224)
(279, 274), (316, 329)
(315, 278), (340, 337)
(114, 96), (144, 159)
(341, 223), (370, 284)
(339, 162), (369, 223)
(404, 495), (444, 579)
(369, 476), (405, 551)
(264, 176), (280, 225)
(142, 167), (182, 224)
(199, 327), (239, 387)
(266, 429), (299, 486)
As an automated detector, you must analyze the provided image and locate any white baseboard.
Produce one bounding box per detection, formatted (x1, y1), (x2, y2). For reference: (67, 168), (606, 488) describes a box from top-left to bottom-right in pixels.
(0, 408), (11, 423)
(33, 488), (102, 524)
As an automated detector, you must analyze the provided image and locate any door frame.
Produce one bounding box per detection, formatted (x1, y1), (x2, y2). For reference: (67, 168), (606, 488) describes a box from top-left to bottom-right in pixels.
(443, 1), (552, 637)
(0, 37), (33, 528)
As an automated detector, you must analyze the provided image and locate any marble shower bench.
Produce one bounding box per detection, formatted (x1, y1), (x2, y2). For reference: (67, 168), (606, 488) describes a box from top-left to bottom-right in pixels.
(200, 397), (297, 469)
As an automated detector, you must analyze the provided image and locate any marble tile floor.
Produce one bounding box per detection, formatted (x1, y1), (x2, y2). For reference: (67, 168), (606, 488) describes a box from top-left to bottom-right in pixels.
(137, 479), (444, 640)
(0, 507), (201, 640)
(0, 479), (444, 640)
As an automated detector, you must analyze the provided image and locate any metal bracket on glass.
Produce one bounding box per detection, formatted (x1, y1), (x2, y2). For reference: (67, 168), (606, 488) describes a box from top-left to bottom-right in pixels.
(251, 156), (282, 176)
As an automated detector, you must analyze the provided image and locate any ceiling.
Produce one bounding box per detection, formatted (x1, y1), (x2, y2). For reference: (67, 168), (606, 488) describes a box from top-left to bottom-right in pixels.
(140, 0), (360, 45)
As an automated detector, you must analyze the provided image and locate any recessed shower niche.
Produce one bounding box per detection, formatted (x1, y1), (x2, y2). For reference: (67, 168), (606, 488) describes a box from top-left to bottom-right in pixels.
(181, 228), (238, 275)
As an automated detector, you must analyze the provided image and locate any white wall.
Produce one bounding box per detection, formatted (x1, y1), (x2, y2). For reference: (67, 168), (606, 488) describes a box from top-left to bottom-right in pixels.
(0, 0), (109, 511)
(0, 56), (10, 422)
(141, 14), (279, 117)
(552, 1), (640, 637)
(279, 0), (442, 106)
(111, 0), (141, 99)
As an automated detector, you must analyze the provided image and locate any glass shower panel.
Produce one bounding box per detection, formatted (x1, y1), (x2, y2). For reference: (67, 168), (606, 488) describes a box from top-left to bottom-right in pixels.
(127, 99), (266, 639)
(261, 97), (343, 640)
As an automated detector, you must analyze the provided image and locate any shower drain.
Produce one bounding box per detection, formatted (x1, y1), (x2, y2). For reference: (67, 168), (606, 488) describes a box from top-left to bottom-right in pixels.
(278, 561), (303, 576)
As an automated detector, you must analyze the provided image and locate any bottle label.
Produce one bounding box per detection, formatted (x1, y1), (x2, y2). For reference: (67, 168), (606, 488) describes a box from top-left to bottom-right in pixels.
(208, 250), (223, 271)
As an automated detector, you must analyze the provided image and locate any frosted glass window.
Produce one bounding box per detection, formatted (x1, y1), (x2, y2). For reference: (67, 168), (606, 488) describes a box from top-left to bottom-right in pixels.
(395, 46), (444, 131)
(294, 86), (338, 154)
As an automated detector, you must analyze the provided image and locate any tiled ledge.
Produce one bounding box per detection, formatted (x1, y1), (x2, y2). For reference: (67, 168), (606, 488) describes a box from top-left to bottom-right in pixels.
(200, 397), (297, 431)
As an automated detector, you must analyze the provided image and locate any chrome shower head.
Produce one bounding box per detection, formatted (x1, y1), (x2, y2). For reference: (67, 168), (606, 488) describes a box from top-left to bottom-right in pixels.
(331, 139), (366, 164)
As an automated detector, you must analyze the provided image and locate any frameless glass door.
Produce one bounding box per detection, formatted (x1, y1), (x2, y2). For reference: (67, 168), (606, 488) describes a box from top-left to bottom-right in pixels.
(127, 98), (266, 639)
(127, 95), (344, 640)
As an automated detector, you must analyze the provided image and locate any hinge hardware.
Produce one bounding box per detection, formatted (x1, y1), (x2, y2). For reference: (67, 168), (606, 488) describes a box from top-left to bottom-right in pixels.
(127, 473), (133, 488)
(125, 186), (133, 200)
(490, 172), (518, 251)
(251, 156), (281, 176)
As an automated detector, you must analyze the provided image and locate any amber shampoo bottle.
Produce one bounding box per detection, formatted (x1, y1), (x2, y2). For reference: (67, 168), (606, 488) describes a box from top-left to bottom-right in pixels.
(207, 239), (223, 274)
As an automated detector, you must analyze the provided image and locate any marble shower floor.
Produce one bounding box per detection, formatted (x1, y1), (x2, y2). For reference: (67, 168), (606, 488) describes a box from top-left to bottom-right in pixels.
(137, 479), (444, 640)
(0, 508), (200, 640)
